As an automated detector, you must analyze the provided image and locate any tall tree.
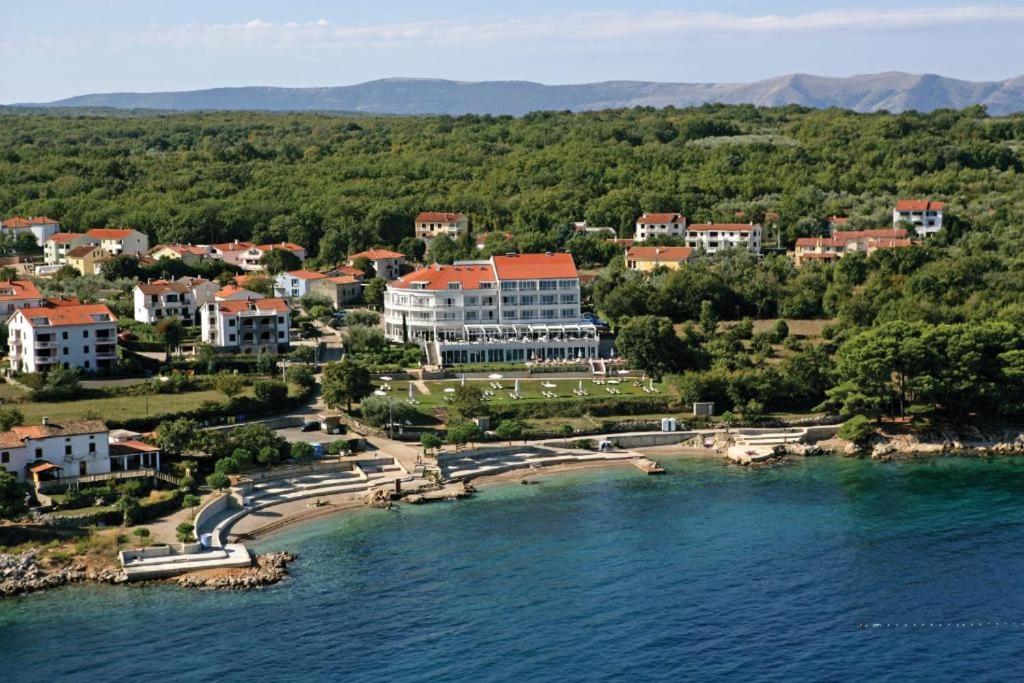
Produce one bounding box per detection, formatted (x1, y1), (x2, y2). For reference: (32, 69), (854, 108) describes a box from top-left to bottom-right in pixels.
(322, 357), (372, 411)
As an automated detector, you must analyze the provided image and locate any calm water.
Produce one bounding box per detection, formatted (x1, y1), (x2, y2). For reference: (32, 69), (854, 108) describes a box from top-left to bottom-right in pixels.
(4, 456), (1024, 682)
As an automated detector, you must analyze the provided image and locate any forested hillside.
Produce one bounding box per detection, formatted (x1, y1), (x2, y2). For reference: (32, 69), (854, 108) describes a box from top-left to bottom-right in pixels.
(2, 105), (1023, 261)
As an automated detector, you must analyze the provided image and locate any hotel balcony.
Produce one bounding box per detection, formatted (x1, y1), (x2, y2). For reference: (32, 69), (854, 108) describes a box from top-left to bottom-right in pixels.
(34, 340), (58, 349)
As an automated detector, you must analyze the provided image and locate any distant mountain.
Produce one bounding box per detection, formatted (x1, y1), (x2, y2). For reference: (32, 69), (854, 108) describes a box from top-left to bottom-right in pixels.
(21, 73), (1024, 116)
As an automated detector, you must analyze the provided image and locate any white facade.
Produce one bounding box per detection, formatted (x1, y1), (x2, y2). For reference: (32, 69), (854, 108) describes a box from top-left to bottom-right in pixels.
(415, 212), (469, 241)
(893, 200), (944, 238)
(384, 253), (599, 366)
(85, 229), (149, 256)
(0, 420), (110, 483)
(686, 223), (762, 254)
(7, 304), (118, 374)
(349, 250), (405, 280)
(201, 299), (290, 353)
(634, 213), (687, 242)
(133, 280), (204, 325)
(1, 217), (60, 246)
(274, 270), (326, 299)
(44, 233), (96, 264)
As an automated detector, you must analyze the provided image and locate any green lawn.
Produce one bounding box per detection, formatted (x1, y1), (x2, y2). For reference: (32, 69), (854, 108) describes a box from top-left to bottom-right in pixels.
(15, 389), (236, 424)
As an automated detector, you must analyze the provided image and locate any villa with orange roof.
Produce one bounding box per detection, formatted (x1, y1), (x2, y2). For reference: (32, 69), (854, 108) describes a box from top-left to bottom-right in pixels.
(792, 228), (913, 267)
(384, 252), (597, 366)
(66, 244), (105, 275)
(349, 249), (405, 280)
(634, 213), (687, 242)
(214, 284), (264, 302)
(625, 246), (695, 272)
(7, 302), (118, 373)
(201, 298), (291, 353)
(415, 211), (469, 242)
(133, 277), (217, 324)
(85, 228), (149, 256)
(44, 232), (96, 264)
(0, 280), (45, 318)
(893, 199), (945, 237)
(149, 243), (211, 266)
(234, 242), (307, 271)
(2, 216), (60, 246)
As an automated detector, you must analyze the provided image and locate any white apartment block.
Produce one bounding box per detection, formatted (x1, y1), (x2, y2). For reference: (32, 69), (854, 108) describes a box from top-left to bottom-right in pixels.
(0, 419), (110, 483)
(7, 303), (118, 374)
(384, 252), (598, 366)
(44, 232), (96, 264)
(686, 223), (762, 254)
(201, 298), (290, 354)
(1, 216), (61, 246)
(893, 200), (945, 238)
(85, 228), (149, 256)
(349, 249), (405, 281)
(634, 213), (687, 242)
(274, 270), (326, 299)
(415, 212), (469, 241)
(133, 277), (217, 325)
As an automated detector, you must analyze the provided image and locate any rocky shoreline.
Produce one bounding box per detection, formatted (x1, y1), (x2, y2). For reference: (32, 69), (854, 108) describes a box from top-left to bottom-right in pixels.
(0, 549), (296, 599)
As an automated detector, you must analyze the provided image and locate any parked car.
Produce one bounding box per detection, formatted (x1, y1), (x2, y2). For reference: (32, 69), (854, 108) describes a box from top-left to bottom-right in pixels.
(301, 421), (320, 432)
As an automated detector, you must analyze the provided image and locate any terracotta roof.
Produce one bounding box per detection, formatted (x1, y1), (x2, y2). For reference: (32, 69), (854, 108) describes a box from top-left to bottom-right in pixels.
(109, 440), (160, 455)
(217, 298), (289, 314)
(872, 238), (914, 249)
(29, 462), (63, 473)
(0, 280), (42, 302)
(895, 199), (945, 212)
(86, 228), (140, 240)
(795, 238), (846, 248)
(323, 265), (365, 278)
(256, 242), (304, 253)
(606, 238), (634, 247)
(416, 211), (466, 222)
(215, 285), (262, 300)
(833, 229), (908, 240)
(212, 241), (254, 252)
(7, 419), (108, 443)
(687, 223), (758, 233)
(66, 244), (101, 258)
(46, 232), (92, 244)
(637, 213), (686, 224)
(150, 244), (209, 256)
(625, 246), (694, 262)
(2, 216), (59, 229)
(492, 252), (578, 280)
(44, 296), (82, 307)
(350, 249), (404, 261)
(14, 303), (116, 328)
(324, 275), (360, 285)
(391, 263), (496, 291)
(283, 269), (326, 281)
(137, 281), (189, 295)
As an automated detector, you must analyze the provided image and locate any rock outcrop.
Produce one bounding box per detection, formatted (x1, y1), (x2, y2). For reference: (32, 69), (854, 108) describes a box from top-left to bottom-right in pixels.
(0, 550), (125, 598)
(171, 552), (296, 591)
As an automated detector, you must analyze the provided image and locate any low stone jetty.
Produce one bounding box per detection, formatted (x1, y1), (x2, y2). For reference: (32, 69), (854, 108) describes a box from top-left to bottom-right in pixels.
(170, 552), (296, 590)
(401, 481), (475, 504)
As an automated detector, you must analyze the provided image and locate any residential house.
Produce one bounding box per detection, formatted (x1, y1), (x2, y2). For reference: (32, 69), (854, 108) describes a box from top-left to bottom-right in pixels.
(0, 280), (45, 318)
(633, 213), (687, 242)
(1, 216), (61, 246)
(572, 221), (617, 238)
(893, 199), (945, 238)
(148, 244), (211, 266)
(415, 212), (469, 242)
(624, 246), (695, 272)
(209, 240), (255, 267)
(65, 244), (105, 275)
(0, 419), (110, 483)
(214, 284), (264, 302)
(44, 232), (96, 265)
(274, 270), (326, 299)
(85, 228), (149, 256)
(310, 275), (362, 307)
(133, 280), (192, 324)
(686, 223), (763, 254)
(384, 252), (598, 366)
(322, 264), (365, 280)
(349, 249), (405, 280)
(792, 228), (912, 267)
(237, 242), (307, 271)
(7, 303), (118, 374)
(201, 298), (290, 354)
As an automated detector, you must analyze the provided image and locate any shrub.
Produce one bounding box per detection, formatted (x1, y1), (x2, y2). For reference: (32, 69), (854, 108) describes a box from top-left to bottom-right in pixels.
(838, 415), (875, 447)
(116, 494), (141, 526)
(182, 494), (202, 509)
(132, 527), (150, 538)
(254, 380), (288, 405)
(176, 522), (195, 542)
(206, 472), (230, 490)
(285, 365), (316, 389)
(291, 441), (315, 461)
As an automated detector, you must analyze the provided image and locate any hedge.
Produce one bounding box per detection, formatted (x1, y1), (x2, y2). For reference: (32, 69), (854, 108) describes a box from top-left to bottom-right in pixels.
(491, 396), (673, 420)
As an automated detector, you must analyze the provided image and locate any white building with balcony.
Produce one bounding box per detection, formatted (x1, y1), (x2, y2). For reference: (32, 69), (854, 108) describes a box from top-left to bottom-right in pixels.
(686, 223), (762, 254)
(274, 269), (326, 299)
(893, 199), (945, 238)
(7, 303), (118, 374)
(0, 419), (110, 483)
(384, 252), (598, 366)
(133, 278), (216, 325)
(85, 228), (149, 256)
(415, 212), (469, 242)
(201, 298), (290, 354)
(44, 232), (97, 265)
(634, 213), (687, 242)
(1, 216), (61, 246)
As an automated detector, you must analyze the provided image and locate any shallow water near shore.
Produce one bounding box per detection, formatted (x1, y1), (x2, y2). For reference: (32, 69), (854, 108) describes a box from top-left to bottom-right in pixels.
(5, 456), (1024, 681)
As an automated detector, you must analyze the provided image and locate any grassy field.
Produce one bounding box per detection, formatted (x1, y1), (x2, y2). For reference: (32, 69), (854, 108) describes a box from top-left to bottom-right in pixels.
(5, 388), (236, 425)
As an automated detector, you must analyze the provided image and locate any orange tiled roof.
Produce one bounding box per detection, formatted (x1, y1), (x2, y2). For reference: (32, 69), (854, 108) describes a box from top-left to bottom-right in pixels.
(492, 252), (578, 280)
(14, 303), (116, 327)
(687, 223), (758, 233)
(637, 213), (686, 224)
(391, 263), (496, 291)
(86, 228), (139, 240)
(256, 242), (304, 253)
(46, 232), (91, 244)
(66, 244), (101, 258)
(416, 211), (466, 222)
(283, 269), (326, 281)
(625, 246), (694, 262)
(217, 298), (289, 314)
(0, 280), (42, 302)
(895, 199), (945, 212)
(350, 249), (404, 261)
(2, 216), (59, 229)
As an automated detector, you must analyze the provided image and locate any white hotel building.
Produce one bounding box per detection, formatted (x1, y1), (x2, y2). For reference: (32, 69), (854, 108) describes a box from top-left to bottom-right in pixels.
(686, 223), (763, 254)
(634, 213), (687, 242)
(384, 253), (599, 366)
(7, 303), (118, 374)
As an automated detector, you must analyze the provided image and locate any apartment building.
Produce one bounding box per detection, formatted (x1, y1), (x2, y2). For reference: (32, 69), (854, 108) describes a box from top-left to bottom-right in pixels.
(686, 223), (762, 254)
(209, 240), (255, 267)
(85, 228), (149, 256)
(66, 244), (105, 275)
(625, 246), (695, 272)
(0, 280), (45, 318)
(133, 280), (195, 324)
(310, 275), (362, 307)
(237, 242), (307, 271)
(44, 232), (96, 264)
(634, 213), (687, 242)
(0, 419), (110, 483)
(201, 298), (290, 354)
(1, 216), (61, 246)
(274, 270), (326, 299)
(148, 244), (211, 265)
(415, 212), (469, 242)
(893, 199), (945, 238)
(349, 249), (405, 280)
(384, 252), (598, 366)
(7, 303), (118, 374)
(792, 228), (912, 267)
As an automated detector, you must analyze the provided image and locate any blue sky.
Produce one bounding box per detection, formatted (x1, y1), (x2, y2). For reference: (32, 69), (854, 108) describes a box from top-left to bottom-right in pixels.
(3, 1), (1024, 102)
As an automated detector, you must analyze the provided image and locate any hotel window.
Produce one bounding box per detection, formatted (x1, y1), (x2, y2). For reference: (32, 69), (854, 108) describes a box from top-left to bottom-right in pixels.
(561, 309), (575, 318)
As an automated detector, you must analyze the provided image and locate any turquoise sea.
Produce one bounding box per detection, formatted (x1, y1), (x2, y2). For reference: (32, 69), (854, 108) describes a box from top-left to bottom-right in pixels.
(4, 456), (1024, 682)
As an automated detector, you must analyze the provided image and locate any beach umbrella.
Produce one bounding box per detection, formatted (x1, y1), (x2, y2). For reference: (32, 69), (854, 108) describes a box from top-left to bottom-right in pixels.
(443, 387), (456, 393)
(488, 373), (503, 379)
(379, 375), (393, 382)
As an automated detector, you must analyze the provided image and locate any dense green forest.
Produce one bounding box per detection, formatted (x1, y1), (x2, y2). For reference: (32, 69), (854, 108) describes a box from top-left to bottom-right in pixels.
(3, 104), (1024, 425)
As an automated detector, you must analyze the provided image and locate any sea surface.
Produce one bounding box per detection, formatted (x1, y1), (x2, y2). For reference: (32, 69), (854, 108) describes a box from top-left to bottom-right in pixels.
(4, 456), (1024, 682)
